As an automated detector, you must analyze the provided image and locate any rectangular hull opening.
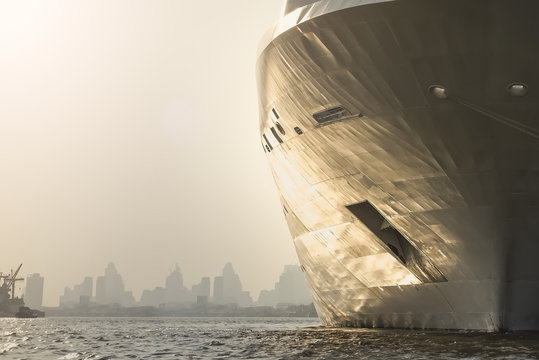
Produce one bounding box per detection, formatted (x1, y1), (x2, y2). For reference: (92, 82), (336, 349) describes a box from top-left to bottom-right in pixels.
(346, 201), (447, 283)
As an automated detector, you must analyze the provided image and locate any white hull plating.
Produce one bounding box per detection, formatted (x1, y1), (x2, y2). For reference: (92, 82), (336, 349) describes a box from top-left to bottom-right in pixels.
(257, 0), (539, 330)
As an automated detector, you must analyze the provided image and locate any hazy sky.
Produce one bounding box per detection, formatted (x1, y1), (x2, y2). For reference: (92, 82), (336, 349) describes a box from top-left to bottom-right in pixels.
(0, 0), (296, 306)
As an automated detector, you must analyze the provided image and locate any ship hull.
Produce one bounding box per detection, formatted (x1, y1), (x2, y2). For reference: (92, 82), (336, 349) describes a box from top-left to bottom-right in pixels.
(257, 0), (539, 331)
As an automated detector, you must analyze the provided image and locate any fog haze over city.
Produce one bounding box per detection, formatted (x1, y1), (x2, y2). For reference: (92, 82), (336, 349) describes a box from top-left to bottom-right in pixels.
(0, 0), (296, 306)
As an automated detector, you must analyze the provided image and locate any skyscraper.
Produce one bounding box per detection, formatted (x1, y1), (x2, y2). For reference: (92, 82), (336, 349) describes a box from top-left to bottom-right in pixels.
(95, 276), (106, 304)
(94, 263), (135, 306)
(213, 276), (223, 303)
(164, 265), (188, 303)
(275, 265), (311, 305)
(212, 263), (252, 306)
(104, 262), (125, 304)
(59, 276), (94, 306)
(80, 277), (93, 298)
(139, 267), (211, 306)
(192, 277), (210, 298)
(257, 265), (312, 307)
(25, 273), (44, 309)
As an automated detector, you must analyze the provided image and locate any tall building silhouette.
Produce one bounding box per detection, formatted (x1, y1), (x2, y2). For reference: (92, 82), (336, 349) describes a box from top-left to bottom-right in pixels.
(95, 263), (135, 306)
(257, 265), (312, 306)
(213, 276), (224, 303)
(139, 264), (211, 306)
(164, 265), (188, 303)
(79, 277), (93, 297)
(276, 265), (311, 304)
(59, 277), (93, 306)
(192, 277), (210, 305)
(25, 273), (44, 309)
(212, 263), (252, 306)
(95, 276), (106, 304)
(192, 277), (210, 298)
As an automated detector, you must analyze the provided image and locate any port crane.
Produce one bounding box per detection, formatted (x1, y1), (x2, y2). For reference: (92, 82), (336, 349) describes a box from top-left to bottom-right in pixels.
(0, 264), (24, 299)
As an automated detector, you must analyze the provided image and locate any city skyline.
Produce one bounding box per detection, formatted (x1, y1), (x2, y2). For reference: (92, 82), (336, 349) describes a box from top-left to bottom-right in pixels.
(0, 0), (296, 307)
(12, 258), (307, 307)
(53, 261), (311, 308)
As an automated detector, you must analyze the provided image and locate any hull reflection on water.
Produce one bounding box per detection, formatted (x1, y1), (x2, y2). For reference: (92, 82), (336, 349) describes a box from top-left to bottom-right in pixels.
(257, 0), (539, 331)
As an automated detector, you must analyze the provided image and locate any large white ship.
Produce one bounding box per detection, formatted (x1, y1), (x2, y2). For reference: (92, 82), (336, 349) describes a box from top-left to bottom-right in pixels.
(257, 0), (539, 331)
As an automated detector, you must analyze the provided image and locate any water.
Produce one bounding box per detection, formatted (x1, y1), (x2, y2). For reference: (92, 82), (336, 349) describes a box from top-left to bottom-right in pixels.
(1, 317), (539, 359)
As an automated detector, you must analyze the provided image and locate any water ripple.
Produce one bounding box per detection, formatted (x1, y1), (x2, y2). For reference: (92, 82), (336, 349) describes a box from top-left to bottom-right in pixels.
(0, 318), (538, 359)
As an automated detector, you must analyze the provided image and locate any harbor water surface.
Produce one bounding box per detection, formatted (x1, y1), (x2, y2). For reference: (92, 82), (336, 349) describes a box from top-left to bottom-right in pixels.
(1, 317), (539, 359)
